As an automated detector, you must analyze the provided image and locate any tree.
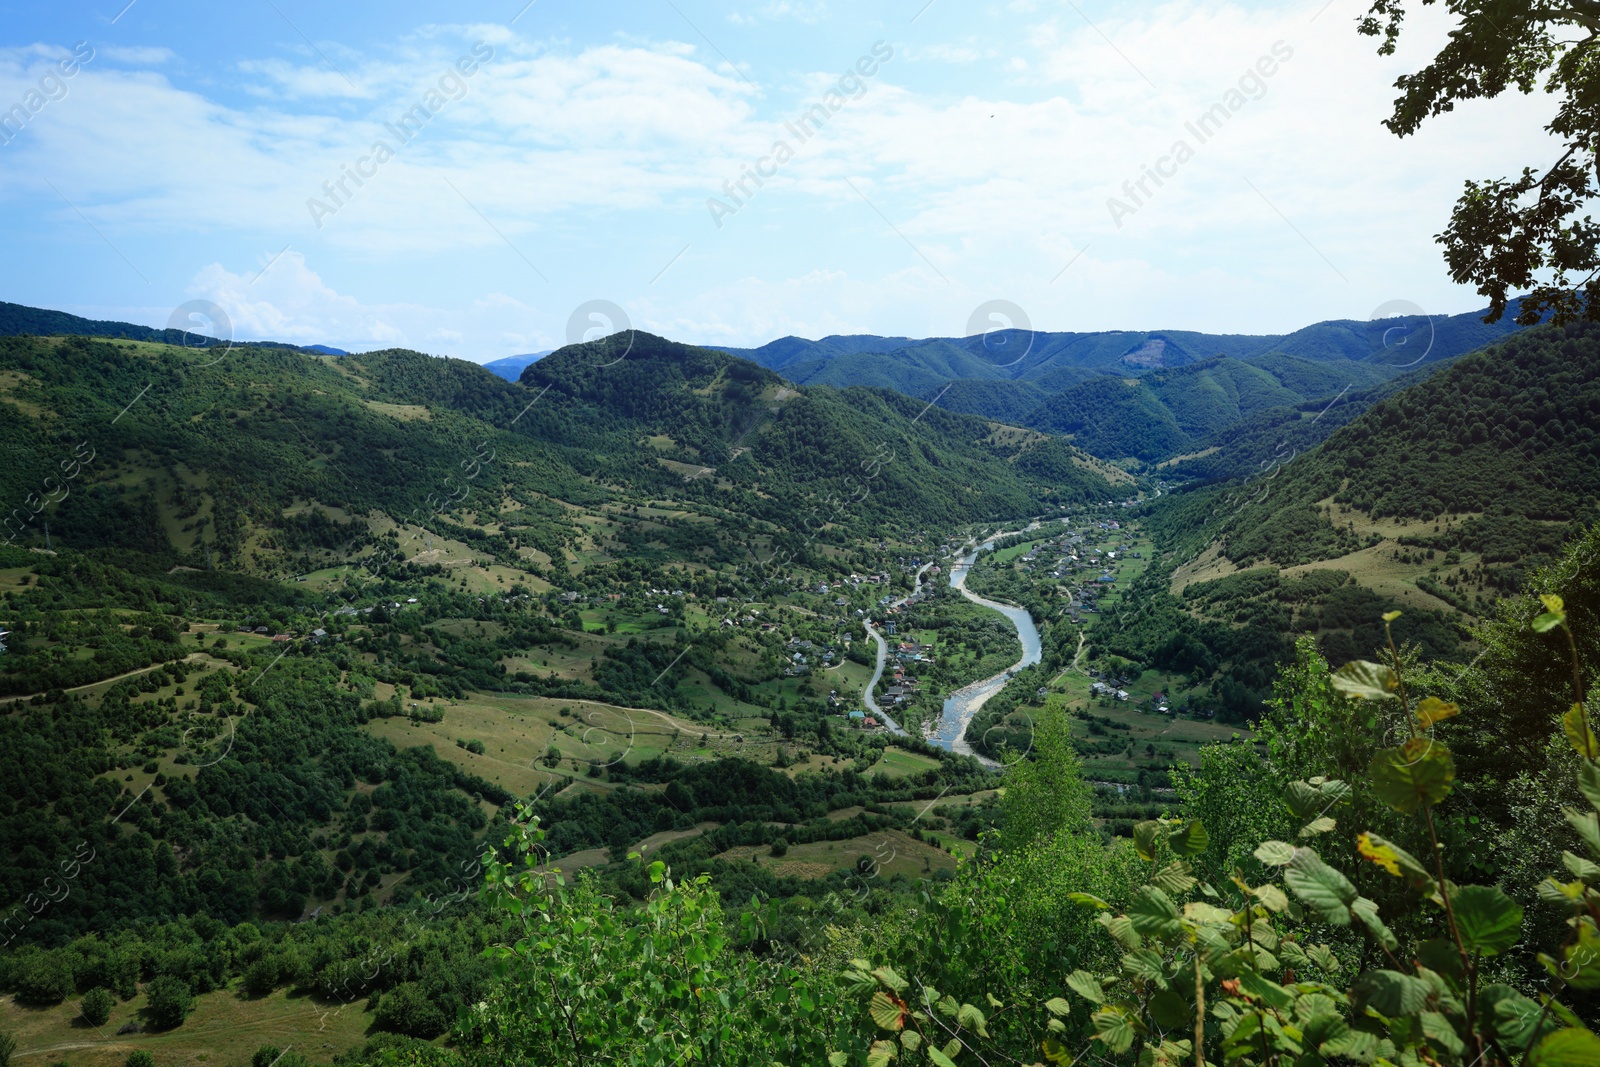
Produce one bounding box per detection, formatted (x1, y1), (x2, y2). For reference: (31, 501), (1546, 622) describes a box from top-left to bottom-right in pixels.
(141, 976), (193, 1030)
(1360, 1), (1600, 324)
(999, 696), (1093, 851)
(373, 983), (448, 1039)
(80, 987), (115, 1027)
(14, 954), (73, 1005)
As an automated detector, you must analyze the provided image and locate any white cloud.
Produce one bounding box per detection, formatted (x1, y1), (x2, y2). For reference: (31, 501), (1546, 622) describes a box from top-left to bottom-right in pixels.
(0, 4), (1561, 349)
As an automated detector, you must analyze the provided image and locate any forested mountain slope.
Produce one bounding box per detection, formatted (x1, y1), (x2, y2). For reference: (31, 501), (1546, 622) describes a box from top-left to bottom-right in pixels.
(714, 305), (1523, 466)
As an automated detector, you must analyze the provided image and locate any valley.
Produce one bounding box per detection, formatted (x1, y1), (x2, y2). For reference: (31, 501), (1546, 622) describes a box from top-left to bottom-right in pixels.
(0, 305), (1597, 1067)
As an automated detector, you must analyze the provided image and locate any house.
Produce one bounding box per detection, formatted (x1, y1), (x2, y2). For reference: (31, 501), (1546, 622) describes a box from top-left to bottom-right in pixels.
(311, 628), (328, 642)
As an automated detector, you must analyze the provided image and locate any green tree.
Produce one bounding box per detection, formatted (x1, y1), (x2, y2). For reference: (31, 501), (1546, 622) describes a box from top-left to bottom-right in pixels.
(80, 986), (114, 1027)
(373, 983), (448, 1039)
(141, 976), (193, 1030)
(999, 696), (1093, 851)
(1360, 1), (1600, 324)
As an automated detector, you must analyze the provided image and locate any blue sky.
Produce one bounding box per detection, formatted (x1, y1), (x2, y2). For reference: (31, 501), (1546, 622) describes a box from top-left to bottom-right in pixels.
(0, 0), (1554, 360)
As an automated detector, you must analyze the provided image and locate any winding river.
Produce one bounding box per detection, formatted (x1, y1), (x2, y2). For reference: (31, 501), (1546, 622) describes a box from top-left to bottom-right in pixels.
(862, 529), (1047, 754)
(928, 541), (1044, 756)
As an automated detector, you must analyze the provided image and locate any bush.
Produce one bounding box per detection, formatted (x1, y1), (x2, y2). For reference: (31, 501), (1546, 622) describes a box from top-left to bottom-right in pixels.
(141, 976), (192, 1030)
(124, 1052), (154, 1067)
(769, 838), (789, 857)
(241, 957), (278, 996)
(372, 982), (448, 1039)
(252, 1045), (309, 1067)
(81, 986), (114, 1026)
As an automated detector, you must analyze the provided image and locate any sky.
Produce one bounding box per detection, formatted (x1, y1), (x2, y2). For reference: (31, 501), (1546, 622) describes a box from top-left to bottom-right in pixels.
(0, 0), (1560, 361)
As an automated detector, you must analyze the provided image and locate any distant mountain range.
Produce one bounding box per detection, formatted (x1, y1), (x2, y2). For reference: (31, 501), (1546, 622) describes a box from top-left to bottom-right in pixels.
(482, 352), (549, 381)
(711, 304), (1523, 466)
(0, 298), (1523, 467)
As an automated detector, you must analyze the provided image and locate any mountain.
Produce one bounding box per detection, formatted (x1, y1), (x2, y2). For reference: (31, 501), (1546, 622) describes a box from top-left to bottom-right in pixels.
(482, 352), (549, 381)
(712, 306), (1525, 465)
(0, 300), (341, 355)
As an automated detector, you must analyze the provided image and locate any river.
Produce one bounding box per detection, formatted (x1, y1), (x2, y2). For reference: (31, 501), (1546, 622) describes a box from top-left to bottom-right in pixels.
(928, 539), (1044, 757)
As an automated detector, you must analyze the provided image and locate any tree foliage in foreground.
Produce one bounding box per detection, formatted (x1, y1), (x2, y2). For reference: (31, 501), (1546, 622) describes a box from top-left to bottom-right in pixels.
(1360, 1), (1600, 325)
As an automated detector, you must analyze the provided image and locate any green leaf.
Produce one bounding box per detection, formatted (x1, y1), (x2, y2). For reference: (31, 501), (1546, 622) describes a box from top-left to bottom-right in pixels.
(1352, 969), (1431, 1017)
(1565, 850), (1600, 881)
(1351, 896), (1398, 952)
(1066, 970), (1106, 1004)
(1069, 892), (1111, 909)
(1299, 816), (1337, 838)
(899, 1030), (923, 1053)
(1319, 1024), (1378, 1060)
(1151, 860), (1197, 896)
(1452, 885), (1524, 956)
(1254, 884), (1289, 913)
(829, 1054), (849, 1067)
(1565, 704), (1599, 759)
(1534, 611), (1567, 633)
(1092, 1007), (1137, 1054)
(1579, 762), (1600, 813)
(870, 991), (906, 1031)
(873, 966), (910, 996)
(1168, 819), (1209, 857)
(1149, 989), (1191, 1030)
(1122, 948), (1169, 988)
(1369, 740), (1456, 812)
(1133, 820), (1162, 861)
(1566, 807), (1600, 858)
(867, 1039), (898, 1067)
(1128, 886), (1182, 938)
(1254, 841), (1296, 866)
(1045, 996), (1073, 1017)
(1284, 781), (1322, 820)
(941, 1039), (962, 1061)
(1330, 660), (1399, 700)
(927, 1049), (957, 1067)
(958, 1002), (989, 1037)
(1098, 911), (1143, 950)
(1420, 1011), (1465, 1057)
(1238, 970), (1295, 1012)
(1532, 1028), (1600, 1067)
(1283, 847), (1357, 925)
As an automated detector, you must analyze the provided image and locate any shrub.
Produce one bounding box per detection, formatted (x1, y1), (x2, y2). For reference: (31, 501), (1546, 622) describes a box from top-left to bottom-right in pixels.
(124, 1052), (154, 1067)
(241, 957), (278, 996)
(372, 982), (448, 1038)
(80, 986), (114, 1027)
(140, 976), (192, 1030)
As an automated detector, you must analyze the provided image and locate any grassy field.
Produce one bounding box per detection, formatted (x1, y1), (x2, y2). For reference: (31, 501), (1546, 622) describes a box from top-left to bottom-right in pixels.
(364, 694), (708, 800)
(864, 748), (942, 779)
(3, 983), (376, 1067)
(715, 828), (958, 881)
